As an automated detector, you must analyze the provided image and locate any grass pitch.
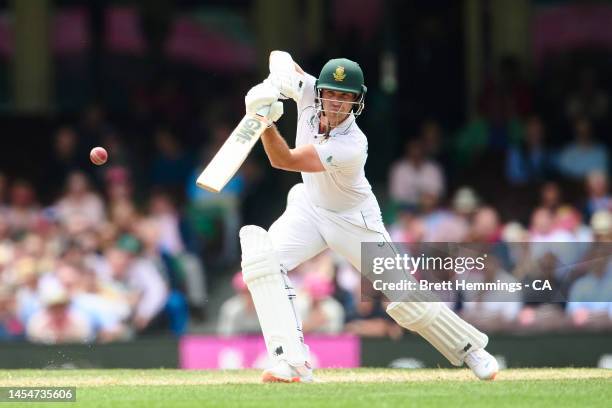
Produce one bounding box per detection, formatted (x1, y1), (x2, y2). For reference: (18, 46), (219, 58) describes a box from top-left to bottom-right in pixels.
(0, 368), (610, 408)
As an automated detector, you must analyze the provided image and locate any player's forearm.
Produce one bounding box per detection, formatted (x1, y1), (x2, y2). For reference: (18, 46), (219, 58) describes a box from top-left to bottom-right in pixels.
(261, 125), (293, 169)
(261, 124), (325, 172)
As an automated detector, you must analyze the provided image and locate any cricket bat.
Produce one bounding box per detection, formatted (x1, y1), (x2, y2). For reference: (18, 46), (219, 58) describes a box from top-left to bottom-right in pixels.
(196, 106), (270, 193)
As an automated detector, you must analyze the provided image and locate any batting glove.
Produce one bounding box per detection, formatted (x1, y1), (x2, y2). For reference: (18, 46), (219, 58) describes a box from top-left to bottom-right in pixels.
(245, 82), (283, 124)
(265, 51), (305, 102)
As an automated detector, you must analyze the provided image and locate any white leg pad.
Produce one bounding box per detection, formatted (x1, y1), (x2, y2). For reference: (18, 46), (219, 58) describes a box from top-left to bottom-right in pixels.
(240, 225), (308, 367)
(387, 301), (488, 366)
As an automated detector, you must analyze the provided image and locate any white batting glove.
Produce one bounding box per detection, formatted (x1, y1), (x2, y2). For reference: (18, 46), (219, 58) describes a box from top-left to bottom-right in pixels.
(245, 83), (283, 124)
(265, 101), (283, 124)
(265, 50), (305, 102)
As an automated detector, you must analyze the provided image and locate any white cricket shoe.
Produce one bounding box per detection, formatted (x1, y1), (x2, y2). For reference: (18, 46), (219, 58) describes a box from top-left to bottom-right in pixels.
(464, 348), (499, 380)
(261, 361), (314, 383)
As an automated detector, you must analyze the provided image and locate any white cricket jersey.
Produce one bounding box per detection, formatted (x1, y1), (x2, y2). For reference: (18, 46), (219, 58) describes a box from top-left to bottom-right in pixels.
(295, 73), (376, 212)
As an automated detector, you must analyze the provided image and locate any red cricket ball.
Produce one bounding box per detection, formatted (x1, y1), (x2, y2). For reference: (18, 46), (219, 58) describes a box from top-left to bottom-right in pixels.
(90, 147), (108, 165)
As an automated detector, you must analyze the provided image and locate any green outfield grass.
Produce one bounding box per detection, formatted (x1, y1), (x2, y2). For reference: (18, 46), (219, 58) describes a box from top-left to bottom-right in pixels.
(0, 368), (610, 408)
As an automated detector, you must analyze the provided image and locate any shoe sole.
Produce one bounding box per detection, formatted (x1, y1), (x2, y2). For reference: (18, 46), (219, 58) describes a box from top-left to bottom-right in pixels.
(262, 372), (301, 383)
(478, 370), (498, 381)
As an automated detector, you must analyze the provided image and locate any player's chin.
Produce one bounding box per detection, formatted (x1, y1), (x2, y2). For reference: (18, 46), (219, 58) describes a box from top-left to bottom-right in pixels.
(332, 112), (350, 123)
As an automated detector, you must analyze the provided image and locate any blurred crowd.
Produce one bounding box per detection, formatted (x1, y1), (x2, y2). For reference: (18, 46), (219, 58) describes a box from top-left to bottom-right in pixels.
(0, 161), (208, 343)
(0, 13), (610, 343)
(1, 88), (611, 343)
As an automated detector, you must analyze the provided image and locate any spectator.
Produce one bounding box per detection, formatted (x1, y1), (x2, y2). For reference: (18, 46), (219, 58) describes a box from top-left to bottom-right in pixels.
(13, 257), (44, 325)
(554, 206), (593, 269)
(104, 166), (134, 207)
(217, 272), (260, 336)
(564, 210), (612, 285)
(151, 128), (195, 193)
(148, 192), (207, 319)
(418, 186), (476, 243)
(468, 206), (514, 268)
(45, 127), (88, 198)
(26, 284), (94, 344)
(55, 262), (128, 342)
(344, 272), (402, 339)
(6, 180), (40, 233)
(529, 207), (573, 243)
(344, 292), (402, 339)
(590, 210), (611, 242)
(55, 171), (106, 229)
(99, 132), (135, 173)
(461, 255), (523, 331)
(297, 273), (345, 334)
(415, 256), (460, 309)
(334, 259), (363, 304)
(135, 217), (189, 334)
(420, 192), (458, 242)
(516, 303), (568, 333)
(479, 55), (533, 122)
(452, 186), (480, 220)
(539, 181), (563, 213)
(423, 186), (479, 242)
(109, 200), (140, 235)
(148, 191), (185, 255)
(584, 171), (611, 221)
(78, 104), (113, 150)
(502, 221), (530, 270)
(566, 243), (612, 330)
(565, 67), (609, 122)
(557, 117), (609, 180)
(0, 286), (23, 340)
(389, 139), (445, 206)
(506, 115), (554, 185)
(516, 251), (566, 306)
(529, 207), (576, 276)
(104, 236), (169, 332)
(502, 221), (528, 243)
(388, 205), (425, 244)
(554, 205), (592, 242)
(73, 230), (115, 286)
(469, 207), (502, 243)
(420, 120), (451, 175)
(453, 118), (489, 166)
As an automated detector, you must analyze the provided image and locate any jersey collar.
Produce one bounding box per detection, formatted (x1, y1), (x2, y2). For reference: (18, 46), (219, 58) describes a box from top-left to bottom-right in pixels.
(316, 113), (355, 137)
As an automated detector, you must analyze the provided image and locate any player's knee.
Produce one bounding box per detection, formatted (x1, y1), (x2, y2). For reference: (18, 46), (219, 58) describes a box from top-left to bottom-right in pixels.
(240, 225), (281, 285)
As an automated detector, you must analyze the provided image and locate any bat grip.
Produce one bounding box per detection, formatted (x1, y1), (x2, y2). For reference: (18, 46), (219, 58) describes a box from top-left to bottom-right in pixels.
(256, 105), (271, 117)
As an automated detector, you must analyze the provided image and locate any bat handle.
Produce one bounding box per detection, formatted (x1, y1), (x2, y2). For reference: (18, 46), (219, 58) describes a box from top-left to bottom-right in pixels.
(256, 105), (271, 117)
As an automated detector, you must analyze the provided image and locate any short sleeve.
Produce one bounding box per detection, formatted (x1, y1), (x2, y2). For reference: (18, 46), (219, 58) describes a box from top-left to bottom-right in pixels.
(313, 137), (366, 172)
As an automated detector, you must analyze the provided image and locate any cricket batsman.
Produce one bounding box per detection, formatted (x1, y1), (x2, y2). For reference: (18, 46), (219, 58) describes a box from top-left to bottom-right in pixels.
(239, 51), (499, 382)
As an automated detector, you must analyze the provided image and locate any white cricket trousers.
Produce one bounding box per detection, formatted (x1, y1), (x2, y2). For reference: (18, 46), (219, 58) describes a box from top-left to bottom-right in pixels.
(268, 183), (394, 272)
